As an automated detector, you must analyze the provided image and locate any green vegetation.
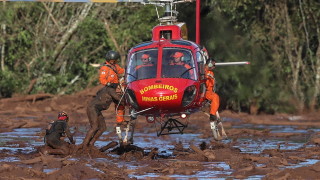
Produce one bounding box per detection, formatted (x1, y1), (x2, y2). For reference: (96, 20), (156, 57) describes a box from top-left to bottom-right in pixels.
(0, 1), (319, 114)
(179, 0), (319, 113)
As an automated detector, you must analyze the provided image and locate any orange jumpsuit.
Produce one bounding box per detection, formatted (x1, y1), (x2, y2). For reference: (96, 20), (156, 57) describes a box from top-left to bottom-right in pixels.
(205, 67), (220, 116)
(99, 61), (125, 123)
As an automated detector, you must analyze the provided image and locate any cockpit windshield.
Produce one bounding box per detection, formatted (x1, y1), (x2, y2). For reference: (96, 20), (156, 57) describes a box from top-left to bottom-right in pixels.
(126, 49), (158, 83)
(126, 48), (196, 83)
(161, 48), (197, 80)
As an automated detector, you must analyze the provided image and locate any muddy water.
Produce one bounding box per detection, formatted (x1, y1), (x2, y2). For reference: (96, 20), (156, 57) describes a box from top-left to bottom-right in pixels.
(0, 120), (319, 179)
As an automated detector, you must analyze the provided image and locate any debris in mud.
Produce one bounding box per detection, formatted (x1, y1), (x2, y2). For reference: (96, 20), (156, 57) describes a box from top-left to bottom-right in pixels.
(120, 150), (144, 161)
(112, 144), (144, 155)
(146, 148), (159, 159)
(190, 144), (215, 161)
(100, 141), (118, 152)
(199, 141), (207, 150)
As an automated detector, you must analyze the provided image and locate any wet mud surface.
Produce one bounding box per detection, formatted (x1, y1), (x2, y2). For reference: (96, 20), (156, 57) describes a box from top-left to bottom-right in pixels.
(0, 86), (320, 179)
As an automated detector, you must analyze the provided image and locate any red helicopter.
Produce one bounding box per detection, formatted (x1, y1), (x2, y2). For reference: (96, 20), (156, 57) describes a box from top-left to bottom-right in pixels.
(118, 0), (250, 144)
(2, 0), (249, 143)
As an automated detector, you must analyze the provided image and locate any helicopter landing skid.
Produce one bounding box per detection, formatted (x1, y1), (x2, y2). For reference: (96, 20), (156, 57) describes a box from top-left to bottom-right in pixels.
(157, 118), (188, 136)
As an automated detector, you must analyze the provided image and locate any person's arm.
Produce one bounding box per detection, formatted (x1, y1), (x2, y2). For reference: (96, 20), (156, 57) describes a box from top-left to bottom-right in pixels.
(45, 121), (55, 135)
(64, 123), (75, 144)
(116, 64), (125, 75)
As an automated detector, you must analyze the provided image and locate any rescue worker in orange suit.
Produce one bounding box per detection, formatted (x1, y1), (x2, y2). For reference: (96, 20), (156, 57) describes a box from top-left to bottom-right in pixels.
(82, 50), (125, 148)
(135, 54), (153, 70)
(170, 51), (194, 76)
(171, 52), (191, 69)
(44, 111), (75, 155)
(205, 58), (220, 121)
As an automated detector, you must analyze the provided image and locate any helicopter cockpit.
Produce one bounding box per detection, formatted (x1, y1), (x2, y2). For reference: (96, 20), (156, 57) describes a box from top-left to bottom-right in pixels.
(126, 48), (197, 83)
(161, 48), (196, 80)
(127, 49), (158, 82)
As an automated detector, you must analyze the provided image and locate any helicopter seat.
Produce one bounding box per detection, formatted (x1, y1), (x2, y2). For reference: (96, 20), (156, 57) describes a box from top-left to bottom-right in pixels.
(162, 65), (190, 79)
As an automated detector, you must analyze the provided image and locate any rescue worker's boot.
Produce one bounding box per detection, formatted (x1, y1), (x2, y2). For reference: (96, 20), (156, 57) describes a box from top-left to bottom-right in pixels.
(209, 114), (227, 141)
(210, 114), (218, 121)
(116, 123), (123, 145)
(116, 119), (135, 146)
(123, 119), (136, 145)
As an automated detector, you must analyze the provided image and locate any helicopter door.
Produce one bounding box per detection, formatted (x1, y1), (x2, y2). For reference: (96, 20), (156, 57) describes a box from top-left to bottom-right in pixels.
(161, 48), (197, 80)
(126, 49), (158, 83)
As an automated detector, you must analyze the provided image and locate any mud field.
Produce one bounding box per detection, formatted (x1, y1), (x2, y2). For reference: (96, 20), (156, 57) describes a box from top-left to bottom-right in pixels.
(0, 85), (320, 179)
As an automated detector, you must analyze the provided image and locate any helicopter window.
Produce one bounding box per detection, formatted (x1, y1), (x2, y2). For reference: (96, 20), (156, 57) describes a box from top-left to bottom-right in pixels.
(126, 49), (158, 82)
(161, 48), (197, 80)
(197, 51), (206, 63)
(160, 30), (172, 40)
(196, 51), (206, 80)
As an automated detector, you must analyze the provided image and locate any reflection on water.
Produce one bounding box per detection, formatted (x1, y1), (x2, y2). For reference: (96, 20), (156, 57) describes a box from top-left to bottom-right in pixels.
(0, 157), (20, 162)
(233, 139), (308, 154)
(0, 121), (319, 178)
(0, 128), (42, 154)
(282, 159), (320, 169)
(43, 168), (59, 173)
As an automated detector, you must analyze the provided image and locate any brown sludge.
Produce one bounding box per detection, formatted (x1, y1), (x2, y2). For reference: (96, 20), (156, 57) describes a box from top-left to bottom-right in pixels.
(0, 86), (320, 179)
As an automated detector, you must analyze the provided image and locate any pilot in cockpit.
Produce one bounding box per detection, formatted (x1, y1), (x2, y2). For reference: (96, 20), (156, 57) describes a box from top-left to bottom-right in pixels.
(135, 54), (153, 70)
(170, 51), (193, 76)
(133, 53), (156, 80)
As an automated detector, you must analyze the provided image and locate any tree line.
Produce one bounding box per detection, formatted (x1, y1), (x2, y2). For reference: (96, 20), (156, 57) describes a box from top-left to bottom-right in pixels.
(0, 0), (319, 114)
